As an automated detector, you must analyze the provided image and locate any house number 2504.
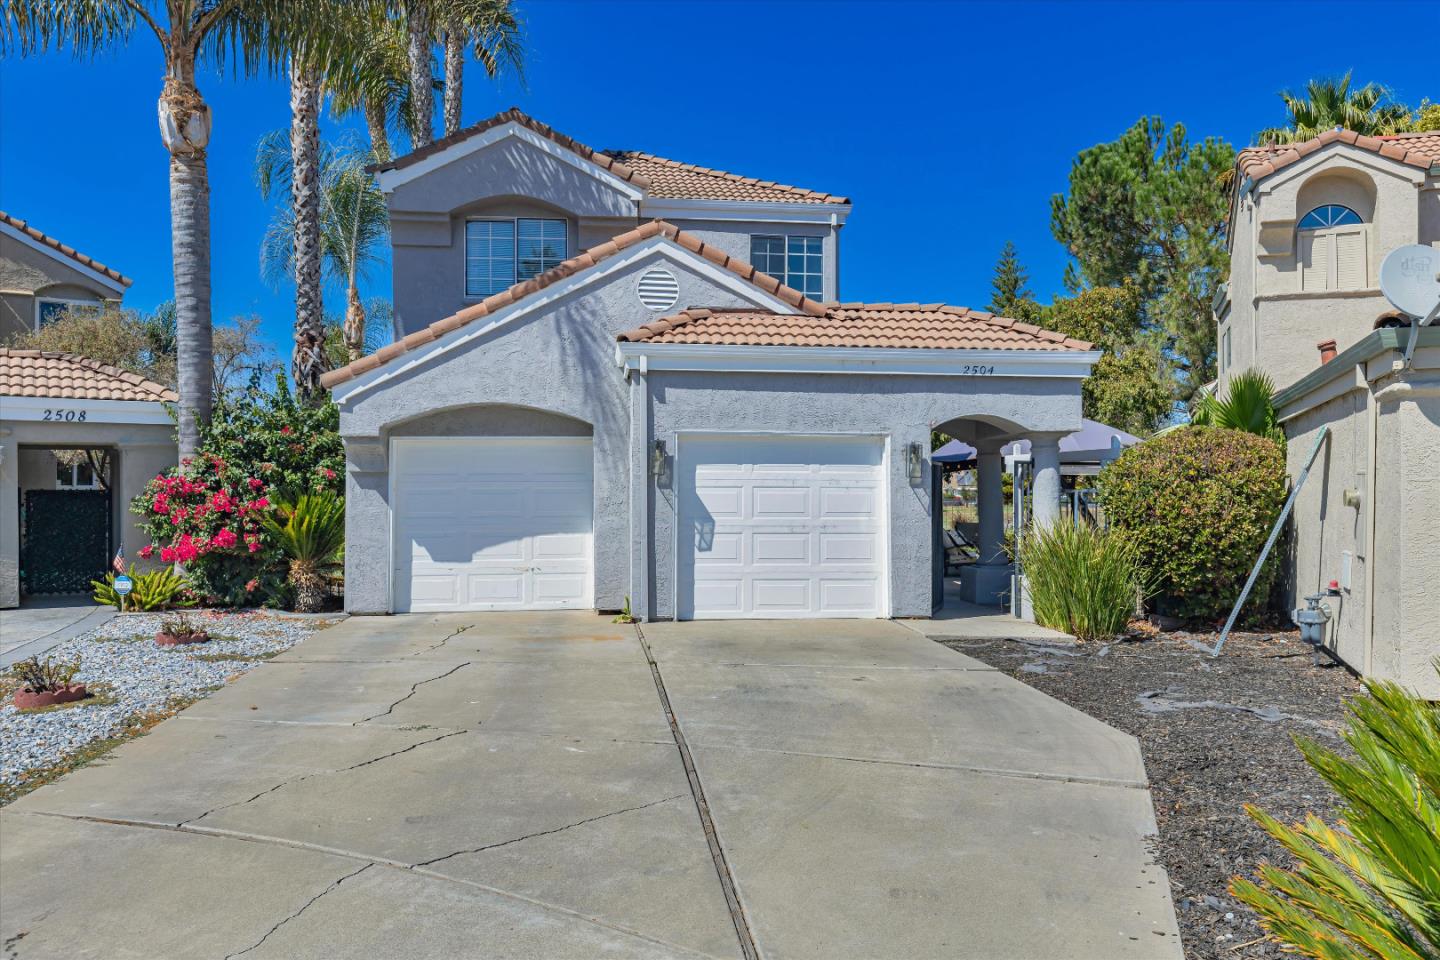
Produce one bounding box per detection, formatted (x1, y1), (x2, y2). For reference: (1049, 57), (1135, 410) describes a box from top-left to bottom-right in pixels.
(42, 409), (89, 422)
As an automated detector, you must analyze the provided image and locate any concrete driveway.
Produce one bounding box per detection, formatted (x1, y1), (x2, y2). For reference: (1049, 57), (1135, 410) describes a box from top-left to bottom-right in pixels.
(0, 613), (1180, 959)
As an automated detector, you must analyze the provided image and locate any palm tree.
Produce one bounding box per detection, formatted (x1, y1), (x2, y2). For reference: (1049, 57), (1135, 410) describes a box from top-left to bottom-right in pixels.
(326, 4), (417, 162)
(1192, 369), (1282, 442)
(1258, 72), (1416, 144)
(258, 134), (390, 362)
(261, 491), (345, 612)
(288, 57), (327, 397)
(440, 0), (522, 137)
(4, 1), (346, 457)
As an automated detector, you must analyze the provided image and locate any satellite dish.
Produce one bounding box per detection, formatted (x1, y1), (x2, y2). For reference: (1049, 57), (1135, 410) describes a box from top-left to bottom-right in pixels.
(1379, 244), (1440, 318)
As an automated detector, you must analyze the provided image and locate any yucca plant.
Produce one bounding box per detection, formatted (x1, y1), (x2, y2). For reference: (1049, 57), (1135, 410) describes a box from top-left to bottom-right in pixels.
(1192, 368), (1283, 443)
(1019, 521), (1150, 641)
(1231, 670), (1440, 959)
(261, 491), (345, 613)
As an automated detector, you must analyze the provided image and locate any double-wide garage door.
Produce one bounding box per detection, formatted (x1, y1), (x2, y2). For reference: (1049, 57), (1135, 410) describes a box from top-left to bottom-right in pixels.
(392, 438), (593, 612)
(678, 435), (886, 619)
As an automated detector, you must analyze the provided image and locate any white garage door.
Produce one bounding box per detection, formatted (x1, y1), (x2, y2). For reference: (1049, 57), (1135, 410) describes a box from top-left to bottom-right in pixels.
(678, 435), (886, 620)
(392, 437), (593, 612)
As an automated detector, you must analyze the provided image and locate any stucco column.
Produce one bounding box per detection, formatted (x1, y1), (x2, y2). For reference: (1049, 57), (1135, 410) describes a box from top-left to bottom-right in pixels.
(959, 440), (1011, 606)
(344, 438), (391, 614)
(627, 370), (651, 621)
(0, 431), (18, 608)
(1030, 433), (1064, 531)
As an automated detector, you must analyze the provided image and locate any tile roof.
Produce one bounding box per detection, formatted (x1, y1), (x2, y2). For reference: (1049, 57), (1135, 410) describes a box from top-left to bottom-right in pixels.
(1236, 129), (1440, 182)
(371, 107), (847, 205)
(0, 350), (177, 402)
(606, 151), (848, 204)
(320, 220), (828, 389)
(0, 211), (133, 288)
(617, 304), (1094, 352)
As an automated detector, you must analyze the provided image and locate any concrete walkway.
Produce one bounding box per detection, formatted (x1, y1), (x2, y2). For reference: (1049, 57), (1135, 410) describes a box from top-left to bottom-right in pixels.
(0, 613), (1179, 959)
(0, 597), (114, 668)
(902, 579), (1077, 643)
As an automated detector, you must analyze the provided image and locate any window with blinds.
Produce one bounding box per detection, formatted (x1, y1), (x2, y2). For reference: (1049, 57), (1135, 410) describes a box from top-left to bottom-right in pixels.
(465, 218), (568, 297)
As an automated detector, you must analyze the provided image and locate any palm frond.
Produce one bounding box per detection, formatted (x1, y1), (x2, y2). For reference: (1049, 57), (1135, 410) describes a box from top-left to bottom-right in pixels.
(1, 0), (137, 57)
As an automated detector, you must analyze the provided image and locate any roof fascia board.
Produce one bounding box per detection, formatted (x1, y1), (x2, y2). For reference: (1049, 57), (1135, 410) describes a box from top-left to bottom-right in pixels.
(616, 342), (1102, 379)
(375, 123), (646, 201)
(0, 394), (172, 424)
(1253, 145), (1427, 196)
(640, 198), (852, 225)
(331, 236), (801, 404)
(0, 222), (128, 295)
(1272, 328), (1440, 418)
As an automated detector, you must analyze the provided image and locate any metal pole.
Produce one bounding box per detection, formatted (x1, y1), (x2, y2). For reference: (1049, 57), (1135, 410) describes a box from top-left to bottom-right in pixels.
(1210, 425), (1329, 656)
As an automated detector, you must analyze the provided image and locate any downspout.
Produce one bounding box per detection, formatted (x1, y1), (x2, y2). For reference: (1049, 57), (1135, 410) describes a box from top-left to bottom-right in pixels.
(1364, 370), (1378, 677)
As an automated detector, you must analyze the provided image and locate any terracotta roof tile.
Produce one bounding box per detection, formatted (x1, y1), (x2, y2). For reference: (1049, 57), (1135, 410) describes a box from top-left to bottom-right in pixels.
(0, 211), (133, 288)
(371, 108), (848, 206)
(320, 221), (828, 389)
(1237, 129), (1440, 182)
(0, 350), (177, 402)
(616, 305), (1095, 352)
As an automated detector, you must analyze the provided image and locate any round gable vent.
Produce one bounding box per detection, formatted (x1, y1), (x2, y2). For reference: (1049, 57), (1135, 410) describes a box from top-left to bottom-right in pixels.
(637, 268), (679, 311)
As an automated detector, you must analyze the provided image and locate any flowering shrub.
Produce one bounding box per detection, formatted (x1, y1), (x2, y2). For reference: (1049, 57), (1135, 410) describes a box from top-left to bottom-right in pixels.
(133, 377), (344, 606)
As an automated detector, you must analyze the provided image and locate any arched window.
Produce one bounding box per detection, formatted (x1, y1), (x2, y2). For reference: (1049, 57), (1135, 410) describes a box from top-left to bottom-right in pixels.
(1298, 204), (1363, 229)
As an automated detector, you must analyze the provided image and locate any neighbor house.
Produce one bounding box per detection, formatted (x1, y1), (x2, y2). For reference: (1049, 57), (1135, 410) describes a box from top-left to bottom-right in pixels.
(324, 109), (1101, 620)
(1216, 128), (1440, 696)
(1, 211), (131, 340)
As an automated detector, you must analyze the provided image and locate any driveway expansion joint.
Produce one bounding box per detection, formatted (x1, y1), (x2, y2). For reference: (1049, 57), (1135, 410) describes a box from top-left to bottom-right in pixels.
(358, 661), (472, 722)
(223, 863), (373, 959)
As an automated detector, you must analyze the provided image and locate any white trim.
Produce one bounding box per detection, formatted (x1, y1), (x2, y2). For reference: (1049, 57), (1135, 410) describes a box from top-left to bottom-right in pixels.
(1250, 142), (1428, 200)
(0, 395), (172, 425)
(617, 342), (1102, 379)
(0, 221), (129, 296)
(376, 123), (646, 201)
(331, 235), (802, 404)
(33, 295), (102, 331)
(640, 198), (851, 225)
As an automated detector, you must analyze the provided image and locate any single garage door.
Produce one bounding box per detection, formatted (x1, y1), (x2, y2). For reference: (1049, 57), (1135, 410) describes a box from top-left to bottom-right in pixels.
(392, 437), (593, 612)
(678, 434), (886, 619)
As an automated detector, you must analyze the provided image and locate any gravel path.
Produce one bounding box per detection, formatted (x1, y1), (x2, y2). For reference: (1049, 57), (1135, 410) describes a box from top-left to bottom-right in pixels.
(940, 628), (1362, 960)
(2, 611), (337, 790)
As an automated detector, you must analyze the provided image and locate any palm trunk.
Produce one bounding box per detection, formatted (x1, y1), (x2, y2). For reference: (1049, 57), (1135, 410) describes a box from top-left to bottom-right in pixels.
(364, 98), (391, 163)
(407, 4), (433, 147)
(160, 65), (213, 459)
(289, 60), (327, 398)
(343, 273), (366, 362)
(442, 24), (463, 137)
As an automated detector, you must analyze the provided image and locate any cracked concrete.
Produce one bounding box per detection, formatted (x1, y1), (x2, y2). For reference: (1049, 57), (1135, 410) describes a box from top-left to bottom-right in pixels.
(1, 612), (1179, 959)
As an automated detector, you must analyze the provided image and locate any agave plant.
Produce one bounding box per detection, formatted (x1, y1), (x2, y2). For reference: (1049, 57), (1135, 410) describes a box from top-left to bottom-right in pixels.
(1192, 368), (1283, 442)
(261, 491), (345, 613)
(1231, 669), (1440, 959)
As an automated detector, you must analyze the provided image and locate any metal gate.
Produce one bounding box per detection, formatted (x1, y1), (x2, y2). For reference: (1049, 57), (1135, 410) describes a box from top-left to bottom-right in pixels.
(20, 489), (111, 595)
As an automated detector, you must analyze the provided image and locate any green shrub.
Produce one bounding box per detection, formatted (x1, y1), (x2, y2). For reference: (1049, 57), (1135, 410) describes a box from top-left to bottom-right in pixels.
(261, 491), (345, 613)
(1230, 668), (1440, 959)
(92, 565), (195, 611)
(1021, 522), (1150, 641)
(1097, 426), (1286, 624)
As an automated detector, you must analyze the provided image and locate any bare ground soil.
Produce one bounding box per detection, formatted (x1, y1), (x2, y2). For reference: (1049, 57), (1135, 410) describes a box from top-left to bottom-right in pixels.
(939, 627), (1362, 960)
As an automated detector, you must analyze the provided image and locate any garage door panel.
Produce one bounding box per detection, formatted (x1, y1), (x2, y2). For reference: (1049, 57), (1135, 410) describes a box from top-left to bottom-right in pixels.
(679, 435), (885, 620)
(393, 439), (593, 613)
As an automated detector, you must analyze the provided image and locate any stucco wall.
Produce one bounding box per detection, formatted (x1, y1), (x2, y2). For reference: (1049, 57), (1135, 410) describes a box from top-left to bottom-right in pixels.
(663, 219), (839, 303)
(0, 237), (121, 342)
(641, 371), (1081, 620)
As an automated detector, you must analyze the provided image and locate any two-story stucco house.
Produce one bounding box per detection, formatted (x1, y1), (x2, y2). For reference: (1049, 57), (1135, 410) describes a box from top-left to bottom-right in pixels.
(0, 211), (131, 340)
(1215, 128), (1440, 696)
(324, 109), (1102, 621)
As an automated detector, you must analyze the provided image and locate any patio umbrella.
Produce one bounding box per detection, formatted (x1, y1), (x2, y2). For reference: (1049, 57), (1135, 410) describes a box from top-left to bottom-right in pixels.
(931, 420), (1140, 467)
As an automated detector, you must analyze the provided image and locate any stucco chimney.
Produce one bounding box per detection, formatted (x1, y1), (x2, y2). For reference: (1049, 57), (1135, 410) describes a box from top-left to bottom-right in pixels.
(1317, 338), (1338, 364)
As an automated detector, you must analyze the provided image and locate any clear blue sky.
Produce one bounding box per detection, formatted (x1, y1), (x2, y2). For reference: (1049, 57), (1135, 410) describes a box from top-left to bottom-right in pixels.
(1, 0), (1433, 356)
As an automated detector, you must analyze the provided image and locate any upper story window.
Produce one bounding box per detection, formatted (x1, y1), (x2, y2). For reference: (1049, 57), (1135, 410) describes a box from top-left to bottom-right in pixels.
(35, 297), (99, 329)
(465, 217), (568, 297)
(1298, 205), (1362, 230)
(751, 235), (824, 302)
(1296, 204), (1367, 293)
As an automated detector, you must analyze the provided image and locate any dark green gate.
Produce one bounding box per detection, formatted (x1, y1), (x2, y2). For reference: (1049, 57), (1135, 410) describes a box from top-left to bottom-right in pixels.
(20, 489), (112, 595)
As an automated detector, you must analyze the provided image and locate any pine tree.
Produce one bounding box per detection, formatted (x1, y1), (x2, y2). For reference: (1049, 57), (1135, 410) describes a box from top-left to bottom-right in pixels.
(987, 241), (1038, 319)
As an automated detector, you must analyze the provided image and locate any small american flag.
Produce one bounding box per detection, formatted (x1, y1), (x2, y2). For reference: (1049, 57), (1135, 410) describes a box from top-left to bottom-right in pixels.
(112, 545), (126, 575)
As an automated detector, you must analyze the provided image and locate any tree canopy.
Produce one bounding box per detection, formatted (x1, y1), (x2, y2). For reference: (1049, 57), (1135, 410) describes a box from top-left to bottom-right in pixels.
(986, 241), (1040, 321)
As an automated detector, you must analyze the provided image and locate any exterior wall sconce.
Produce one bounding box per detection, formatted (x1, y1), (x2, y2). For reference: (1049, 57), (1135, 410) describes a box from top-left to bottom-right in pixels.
(650, 439), (668, 477)
(906, 441), (925, 483)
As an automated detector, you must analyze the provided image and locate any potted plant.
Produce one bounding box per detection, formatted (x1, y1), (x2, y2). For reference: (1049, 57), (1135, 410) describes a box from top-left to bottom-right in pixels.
(261, 491), (345, 613)
(12, 655), (87, 709)
(155, 612), (211, 647)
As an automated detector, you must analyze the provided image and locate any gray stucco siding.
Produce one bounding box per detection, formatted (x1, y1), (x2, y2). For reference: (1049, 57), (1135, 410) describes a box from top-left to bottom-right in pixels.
(337, 250), (784, 614)
(666, 219), (838, 303)
(640, 371), (1083, 620)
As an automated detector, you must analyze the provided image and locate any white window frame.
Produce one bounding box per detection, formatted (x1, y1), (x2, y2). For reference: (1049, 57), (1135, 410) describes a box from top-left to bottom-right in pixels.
(55, 457), (103, 490)
(34, 296), (100, 331)
(750, 234), (824, 301)
(463, 217), (568, 299)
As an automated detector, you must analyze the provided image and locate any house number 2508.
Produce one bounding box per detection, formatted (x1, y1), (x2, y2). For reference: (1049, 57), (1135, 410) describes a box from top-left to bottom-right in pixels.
(42, 409), (88, 422)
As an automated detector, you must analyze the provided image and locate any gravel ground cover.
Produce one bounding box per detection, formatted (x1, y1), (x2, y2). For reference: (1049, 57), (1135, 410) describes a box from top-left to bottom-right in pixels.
(1, 611), (337, 797)
(940, 627), (1362, 960)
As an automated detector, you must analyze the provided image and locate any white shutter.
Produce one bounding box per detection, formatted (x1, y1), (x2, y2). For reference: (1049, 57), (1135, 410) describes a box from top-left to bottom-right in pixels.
(1300, 232), (1332, 292)
(1334, 229), (1367, 290)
